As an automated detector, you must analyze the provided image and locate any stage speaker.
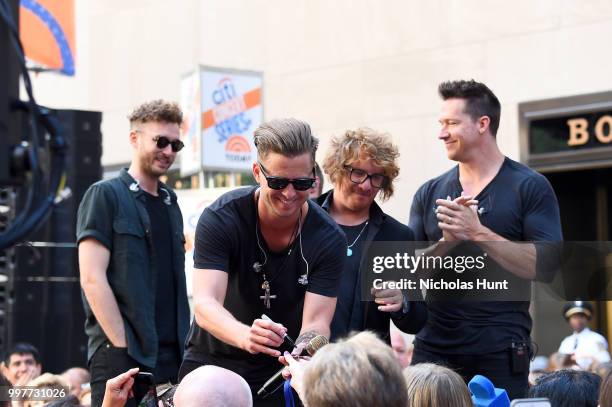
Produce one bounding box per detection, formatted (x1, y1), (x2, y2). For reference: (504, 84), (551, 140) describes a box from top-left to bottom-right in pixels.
(8, 109), (102, 373)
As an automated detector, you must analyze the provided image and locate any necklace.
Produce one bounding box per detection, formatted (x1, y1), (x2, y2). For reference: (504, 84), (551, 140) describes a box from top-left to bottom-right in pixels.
(254, 200), (302, 309)
(346, 220), (369, 257)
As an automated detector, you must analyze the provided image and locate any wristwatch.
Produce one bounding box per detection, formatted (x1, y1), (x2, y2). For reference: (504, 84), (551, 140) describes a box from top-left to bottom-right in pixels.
(391, 291), (410, 319)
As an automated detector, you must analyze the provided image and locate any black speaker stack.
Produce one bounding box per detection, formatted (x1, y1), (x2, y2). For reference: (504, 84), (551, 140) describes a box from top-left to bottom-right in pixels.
(1, 109), (102, 373)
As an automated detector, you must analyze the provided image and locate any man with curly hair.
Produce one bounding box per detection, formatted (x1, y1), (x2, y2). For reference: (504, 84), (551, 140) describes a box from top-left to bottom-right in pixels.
(316, 128), (427, 343)
(77, 100), (190, 407)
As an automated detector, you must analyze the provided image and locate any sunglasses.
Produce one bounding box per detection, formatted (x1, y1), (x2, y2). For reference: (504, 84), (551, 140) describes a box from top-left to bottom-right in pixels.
(258, 162), (315, 191)
(153, 135), (184, 152)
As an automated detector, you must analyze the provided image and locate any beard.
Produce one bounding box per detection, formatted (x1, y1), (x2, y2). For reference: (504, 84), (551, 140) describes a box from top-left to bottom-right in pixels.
(141, 152), (174, 178)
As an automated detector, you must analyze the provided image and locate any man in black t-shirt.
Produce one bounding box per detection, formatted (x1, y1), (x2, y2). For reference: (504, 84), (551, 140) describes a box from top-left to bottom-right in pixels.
(179, 118), (345, 406)
(77, 100), (190, 407)
(408, 80), (562, 399)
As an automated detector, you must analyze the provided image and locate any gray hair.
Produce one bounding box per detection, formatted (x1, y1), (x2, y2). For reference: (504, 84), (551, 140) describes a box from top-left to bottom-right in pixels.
(253, 118), (319, 162)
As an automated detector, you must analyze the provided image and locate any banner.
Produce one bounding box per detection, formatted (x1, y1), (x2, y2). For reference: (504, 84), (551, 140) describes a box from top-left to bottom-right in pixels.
(19, 0), (76, 75)
(200, 67), (262, 171)
(180, 70), (202, 177)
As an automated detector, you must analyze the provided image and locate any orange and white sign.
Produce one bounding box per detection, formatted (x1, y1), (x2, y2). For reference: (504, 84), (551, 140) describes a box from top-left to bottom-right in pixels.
(180, 71), (202, 176)
(19, 0), (76, 75)
(199, 67), (262, 171)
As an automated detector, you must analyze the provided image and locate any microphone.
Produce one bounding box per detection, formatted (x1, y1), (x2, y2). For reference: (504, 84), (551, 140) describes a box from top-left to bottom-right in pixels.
(256, 334), (329, 398)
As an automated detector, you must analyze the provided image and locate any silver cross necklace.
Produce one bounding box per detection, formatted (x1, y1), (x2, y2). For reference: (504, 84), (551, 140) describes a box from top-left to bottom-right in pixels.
(253, 199), (302, 309)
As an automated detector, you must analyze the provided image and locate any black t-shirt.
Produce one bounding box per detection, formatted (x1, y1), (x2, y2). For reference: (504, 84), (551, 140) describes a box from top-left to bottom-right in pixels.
(408, 157), (562, 354)
(330, 222), (369, 340)
(143, 192), (179, 350)
(184, 186), (346, 382)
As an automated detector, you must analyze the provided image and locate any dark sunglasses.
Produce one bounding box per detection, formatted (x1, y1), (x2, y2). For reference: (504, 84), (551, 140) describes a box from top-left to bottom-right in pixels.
(153, 135), (184, 152)
(258, 162), (315, 191)
(344, 165), (389, 189)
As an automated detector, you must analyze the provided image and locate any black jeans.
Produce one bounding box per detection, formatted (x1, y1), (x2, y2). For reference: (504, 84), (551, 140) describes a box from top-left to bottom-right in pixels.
(90, 343), (145, 407)
(90, 343), (180, 407)
(411, 346), (529, 401)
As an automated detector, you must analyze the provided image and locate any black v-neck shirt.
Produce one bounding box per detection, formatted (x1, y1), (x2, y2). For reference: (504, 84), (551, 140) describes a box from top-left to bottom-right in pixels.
(409, 157), (562, 354)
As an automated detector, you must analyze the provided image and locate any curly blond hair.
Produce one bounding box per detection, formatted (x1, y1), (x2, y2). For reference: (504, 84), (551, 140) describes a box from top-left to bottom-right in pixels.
(322, 127), (399, 201)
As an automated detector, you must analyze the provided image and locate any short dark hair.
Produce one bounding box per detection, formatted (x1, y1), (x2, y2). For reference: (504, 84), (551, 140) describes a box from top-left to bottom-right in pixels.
(128, 99), (183, 126)
(438, 79), (501, 136)
(3, 343), (41, 365)
(529, 369), (601, 407)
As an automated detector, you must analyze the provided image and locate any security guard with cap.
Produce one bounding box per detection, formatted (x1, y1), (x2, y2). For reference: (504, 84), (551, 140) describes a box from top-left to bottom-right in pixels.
(558, 301), (610, 370)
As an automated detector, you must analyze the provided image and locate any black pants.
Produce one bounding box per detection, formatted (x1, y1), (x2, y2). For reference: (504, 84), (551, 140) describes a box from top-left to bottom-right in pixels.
(89, 343), (180, 407)
(411, 346), (529, 401)
(179, 357), (300, 407)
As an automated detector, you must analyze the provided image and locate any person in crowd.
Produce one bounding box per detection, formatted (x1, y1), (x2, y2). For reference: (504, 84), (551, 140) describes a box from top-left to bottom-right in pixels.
(61, 367), (90, 397)
(1, 343), (41, 386)
(174, 366), (252, 407)
(391, 329), (414, 369)
(308, 161), (324, 199)
(529, 369), (601, 407)
(22, 373), (70, 407)
(0, 373), (11, 407)
(408, 79), (563, 399)
(558, 300), (611, 370)
(179, 118), (346, 406)
(100, 368), (139, 407)
(80, 388), (92, 407)
(403, 363), (473, 407)
(316, 127), (427, 343)
(101, 366), (252, 407)
(77, 100), (190, 406)
(528, 355), (549, 385)
(547, 352), (577, 371)
(284, 331), (407, 407)
(593, 361), (612, 379)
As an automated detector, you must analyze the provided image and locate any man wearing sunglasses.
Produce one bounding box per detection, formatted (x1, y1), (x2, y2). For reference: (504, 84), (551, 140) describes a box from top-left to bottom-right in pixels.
(77, 100), (190, 407)
(315, 128), (427, 344)
(179, 118), (346, 406)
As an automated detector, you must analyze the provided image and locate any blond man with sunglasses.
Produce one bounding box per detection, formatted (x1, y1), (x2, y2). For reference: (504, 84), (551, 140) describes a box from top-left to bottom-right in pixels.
(77, 100), (190, 407)
(179, 118), (345, 406)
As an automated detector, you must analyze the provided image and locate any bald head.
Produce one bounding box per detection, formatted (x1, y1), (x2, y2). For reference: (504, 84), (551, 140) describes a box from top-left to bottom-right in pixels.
(174, 366), (252, 407)
(61, 367), (90, 396)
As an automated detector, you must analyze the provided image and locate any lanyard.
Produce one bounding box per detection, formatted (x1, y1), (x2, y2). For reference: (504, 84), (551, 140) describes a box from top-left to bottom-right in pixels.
(283, 379), (296, 407)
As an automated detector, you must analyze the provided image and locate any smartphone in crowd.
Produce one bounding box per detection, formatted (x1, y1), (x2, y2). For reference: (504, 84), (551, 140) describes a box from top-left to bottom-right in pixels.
(510, 398), (551, 407)
(133, 372), (158, 407)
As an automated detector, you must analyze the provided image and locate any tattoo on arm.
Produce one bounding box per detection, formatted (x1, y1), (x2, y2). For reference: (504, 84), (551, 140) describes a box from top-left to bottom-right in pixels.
(296, 330), (321, 347)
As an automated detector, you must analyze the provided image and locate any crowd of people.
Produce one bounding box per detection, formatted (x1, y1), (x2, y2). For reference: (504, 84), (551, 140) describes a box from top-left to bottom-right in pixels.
(3, 329), (612, 407)
(2, 79), (609, 406)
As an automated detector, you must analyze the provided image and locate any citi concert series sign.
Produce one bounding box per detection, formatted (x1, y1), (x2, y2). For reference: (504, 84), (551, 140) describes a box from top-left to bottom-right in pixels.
(180, 67), (262, 174)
